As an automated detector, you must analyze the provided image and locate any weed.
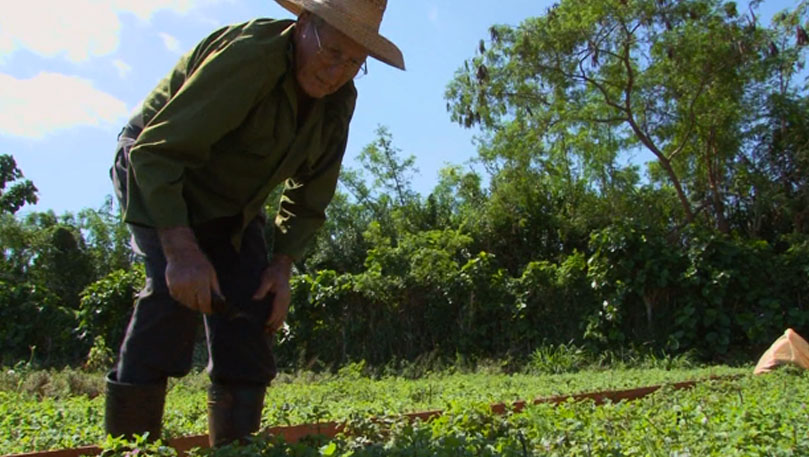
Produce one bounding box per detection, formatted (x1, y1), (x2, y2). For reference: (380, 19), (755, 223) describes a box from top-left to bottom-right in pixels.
(527, 342), (587, 374)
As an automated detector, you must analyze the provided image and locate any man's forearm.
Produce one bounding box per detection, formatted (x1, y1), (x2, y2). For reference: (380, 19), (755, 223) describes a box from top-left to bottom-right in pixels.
(268, 253), (294, 282)
(270, 253), (294, 270)
(158, 226), (202, 261)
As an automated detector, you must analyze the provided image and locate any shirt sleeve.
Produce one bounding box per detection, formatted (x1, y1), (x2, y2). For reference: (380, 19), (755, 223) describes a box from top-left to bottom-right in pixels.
(272, 92), (356, 261)
(124, 34), (285, 228)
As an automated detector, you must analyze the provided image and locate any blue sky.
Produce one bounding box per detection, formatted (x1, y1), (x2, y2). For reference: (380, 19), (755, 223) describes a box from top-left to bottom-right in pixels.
(0, 0), (791, 215)
(1, 0), (549, 215)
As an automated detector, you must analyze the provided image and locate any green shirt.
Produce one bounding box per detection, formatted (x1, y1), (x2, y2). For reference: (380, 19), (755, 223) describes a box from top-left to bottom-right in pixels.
(124, 19), (357, 261)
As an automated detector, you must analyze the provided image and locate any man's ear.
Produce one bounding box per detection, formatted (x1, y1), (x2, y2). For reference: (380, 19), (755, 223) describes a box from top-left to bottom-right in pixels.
(293, 12), (307, 43)
(297, 11), (312, 27)
(294, 10), (313, 42)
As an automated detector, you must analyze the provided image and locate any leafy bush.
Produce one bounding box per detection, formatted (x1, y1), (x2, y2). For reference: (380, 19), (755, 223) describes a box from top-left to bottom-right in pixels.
(586, 221), (685, 348)
(509, 252), (594, 352)
(77, 265), (145, 358)
(0, 280), (80, 366)
(587, 222), (809, 359)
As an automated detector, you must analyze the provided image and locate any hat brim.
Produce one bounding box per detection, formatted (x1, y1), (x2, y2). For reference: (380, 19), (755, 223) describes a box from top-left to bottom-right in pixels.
(275, 0), (405, 70)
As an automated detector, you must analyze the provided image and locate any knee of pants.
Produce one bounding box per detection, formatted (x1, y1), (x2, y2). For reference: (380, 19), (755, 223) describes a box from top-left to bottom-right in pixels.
(117, 284), (201, 383)
(205, 297), (277, 386)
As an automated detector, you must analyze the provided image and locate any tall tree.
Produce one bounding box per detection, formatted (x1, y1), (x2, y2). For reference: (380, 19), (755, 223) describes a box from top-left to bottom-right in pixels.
(446, 0), (794, 233)
(717, 1), (809, 239)
(355, 125), (418, 208)
(305, 127), (421, 273)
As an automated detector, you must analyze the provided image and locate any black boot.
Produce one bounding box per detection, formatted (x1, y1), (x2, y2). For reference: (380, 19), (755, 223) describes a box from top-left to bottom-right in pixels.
(207, 383), (266, 447)
(104, 370), (166, 442)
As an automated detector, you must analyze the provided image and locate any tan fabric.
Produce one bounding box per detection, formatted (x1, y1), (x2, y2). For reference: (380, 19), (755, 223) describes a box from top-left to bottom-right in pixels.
(275, 0), (405, 70)
(754, 328), (809, 374)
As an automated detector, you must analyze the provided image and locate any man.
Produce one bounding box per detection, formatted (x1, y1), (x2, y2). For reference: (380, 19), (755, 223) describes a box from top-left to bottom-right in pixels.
(106, 0), (404, 447)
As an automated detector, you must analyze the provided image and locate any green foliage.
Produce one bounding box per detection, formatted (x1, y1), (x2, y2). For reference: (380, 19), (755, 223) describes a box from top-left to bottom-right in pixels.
(8, 367), (806, 456)
(76, 197), (133, 276)
(84, 336), (115, 373)
(0, 365), (105, 400)
(527, 342), (587, 374)
(509, 253), (595, 349)
(586, 221), (809, 358)
(737, 92), (809, 238)
(0, 154), (38, 215)
(2, 0), (809, 382)
(0, 364), (750, 454)
(77, 266), (144, 356)
(199, 370), (809, 456)
(305, 126), (422, 274)
(0, 277), (74, 365)
(279, 105), (809, 365)
(355, 126), (418, 208)
(446, 0), (808, 236)
(99, 433), (177, 457)
(0, 198), (134, 366)
(586, 221), (685, 347)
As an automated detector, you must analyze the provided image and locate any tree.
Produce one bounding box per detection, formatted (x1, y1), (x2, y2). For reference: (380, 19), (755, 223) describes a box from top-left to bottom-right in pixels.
(356, 126), (418, 208)
(0, 201), (134, 365)
(306, 126), (425, 273)
(446, 0), (801, 234)
(0, 154), (38, 215)
(77, 196), (135, 276)
(730, 3), (809, 238)
(0, 211), (94, 364)
(735, 93), (809, 238)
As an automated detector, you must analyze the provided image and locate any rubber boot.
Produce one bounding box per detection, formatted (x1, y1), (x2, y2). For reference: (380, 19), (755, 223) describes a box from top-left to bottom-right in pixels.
(207, 383), (266, 447)
(104, 370), (167, 442)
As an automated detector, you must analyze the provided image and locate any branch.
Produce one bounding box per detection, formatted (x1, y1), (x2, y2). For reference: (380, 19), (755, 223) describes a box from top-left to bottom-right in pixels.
(629, 20), (643, 36)
(579, 115), (630, 124)
(666, 72), (711, 161)
(600, 48), (624, 61)
(577, 58), (627, 113)
(500, 91), (552, 106)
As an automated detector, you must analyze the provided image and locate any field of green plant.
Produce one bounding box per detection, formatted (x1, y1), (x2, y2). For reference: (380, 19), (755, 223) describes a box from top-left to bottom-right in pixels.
(207, 368), (807, 457)
(0, 359), (757, 455)
(96, 368), (806, 457)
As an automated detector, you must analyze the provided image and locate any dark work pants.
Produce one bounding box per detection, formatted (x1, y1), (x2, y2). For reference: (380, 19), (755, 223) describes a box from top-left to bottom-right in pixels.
(111, 128), (277, 387)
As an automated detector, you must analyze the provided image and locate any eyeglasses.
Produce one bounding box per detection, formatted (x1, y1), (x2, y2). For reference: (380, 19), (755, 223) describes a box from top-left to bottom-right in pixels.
(312, 22), (368, 79)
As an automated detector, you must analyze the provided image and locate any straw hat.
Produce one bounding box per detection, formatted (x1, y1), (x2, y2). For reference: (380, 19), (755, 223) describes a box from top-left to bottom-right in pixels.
(275, 0), (405, 70)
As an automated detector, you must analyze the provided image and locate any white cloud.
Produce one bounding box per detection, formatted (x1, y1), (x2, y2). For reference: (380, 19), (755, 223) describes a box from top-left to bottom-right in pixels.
(159, 33), (183, 54)
(112, 59), (133, 78)
(0, 0), (120, 62)
(0, 72), (128, 139)
(0, 0), (227, 62)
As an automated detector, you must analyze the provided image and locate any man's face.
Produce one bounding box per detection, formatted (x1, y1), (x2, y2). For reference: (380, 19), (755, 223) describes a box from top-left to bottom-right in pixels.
(294, 15), (368, 99)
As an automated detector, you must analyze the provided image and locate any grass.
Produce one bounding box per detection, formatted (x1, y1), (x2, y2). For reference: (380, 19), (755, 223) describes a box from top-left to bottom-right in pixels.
(91, 368), (809, 457)
(0, 345), (755, 454)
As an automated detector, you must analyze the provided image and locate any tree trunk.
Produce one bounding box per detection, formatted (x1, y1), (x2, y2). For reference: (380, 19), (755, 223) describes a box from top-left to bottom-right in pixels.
(705, 127), (730, 233)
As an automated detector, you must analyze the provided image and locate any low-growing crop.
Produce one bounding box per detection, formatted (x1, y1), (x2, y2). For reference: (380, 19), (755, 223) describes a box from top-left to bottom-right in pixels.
(88, 368), (809, 457)
(1, 364), (748, 454)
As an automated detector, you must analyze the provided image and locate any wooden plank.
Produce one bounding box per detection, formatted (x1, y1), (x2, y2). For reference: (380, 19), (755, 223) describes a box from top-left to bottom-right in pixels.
(3, 446), (101, 457)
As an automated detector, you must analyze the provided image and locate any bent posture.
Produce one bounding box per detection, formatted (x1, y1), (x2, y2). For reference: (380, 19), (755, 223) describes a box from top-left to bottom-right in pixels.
(106, 0), (404, 446)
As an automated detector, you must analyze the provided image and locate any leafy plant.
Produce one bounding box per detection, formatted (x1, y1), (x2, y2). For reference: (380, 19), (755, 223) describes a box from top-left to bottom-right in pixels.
(0, 364), (749, 454)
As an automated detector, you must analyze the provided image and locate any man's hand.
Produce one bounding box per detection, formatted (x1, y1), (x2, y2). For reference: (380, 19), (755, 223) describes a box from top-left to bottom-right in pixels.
(253, 254), (293, 333)
(158, 226), (222, 314)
